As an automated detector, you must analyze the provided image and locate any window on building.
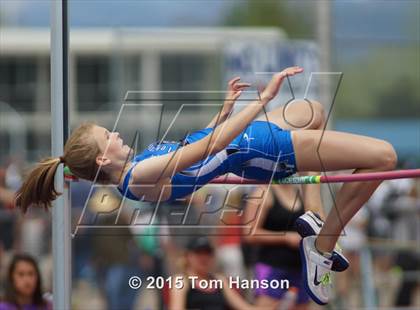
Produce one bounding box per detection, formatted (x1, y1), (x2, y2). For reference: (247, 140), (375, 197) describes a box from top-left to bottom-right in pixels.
(24, 130), (50, 161)
(159, 54), (221, 139)
(0, 132), (10, 163)
(111, 55), (141, 102)
(0, 57), (37, 112)
(160, 54), (220, 111)
(76, 56), (111, 111)
(76, 55), (141, 111)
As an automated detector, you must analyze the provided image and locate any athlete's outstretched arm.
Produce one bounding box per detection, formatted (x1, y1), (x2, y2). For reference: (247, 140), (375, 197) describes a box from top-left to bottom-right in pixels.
(132, 67), (303, 184)
(206, 77), (250, 129)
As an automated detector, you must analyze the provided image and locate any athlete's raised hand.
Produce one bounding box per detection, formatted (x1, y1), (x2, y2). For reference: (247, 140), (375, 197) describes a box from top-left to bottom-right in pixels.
(260, 66), (304, 102)
(205, 77), (250, 128)
(224, 77), (251, 105)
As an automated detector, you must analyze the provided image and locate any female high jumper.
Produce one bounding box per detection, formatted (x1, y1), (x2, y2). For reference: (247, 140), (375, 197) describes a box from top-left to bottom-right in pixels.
(15, 66), (397, 305)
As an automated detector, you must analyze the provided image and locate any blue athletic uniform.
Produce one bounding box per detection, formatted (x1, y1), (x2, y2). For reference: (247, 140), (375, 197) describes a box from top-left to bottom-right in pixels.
(118, 121), (297, 202)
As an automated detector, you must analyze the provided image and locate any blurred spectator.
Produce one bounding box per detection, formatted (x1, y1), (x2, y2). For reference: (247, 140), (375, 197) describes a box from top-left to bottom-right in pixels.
(366, 178), (406, 275)
(243, 185), (309, 309)
(18, 211), (49, 261)
(0, 184), (14, 208)
(0, 166), (17, 251)
(192, 187), (247, 282)
(390, 178), (419, 306)
(0, 253), (52, 310)
(337, 208), (368, 308)
(0, 164), (19, 296)
(169, 236), (272, 310)
(4, 160), (22, 193)
(0, 158), (22, 207)
(366, 172), (419, 307)
(88, 188), (141, 310)
(129, 202), (172, 310)
(214, 189), (247, 282)
(164, 192), (217, 275)
(71, 180), (96, 282)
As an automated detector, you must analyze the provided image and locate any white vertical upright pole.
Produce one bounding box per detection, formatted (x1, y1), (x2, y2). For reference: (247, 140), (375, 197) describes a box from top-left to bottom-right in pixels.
(51, 0), (71, 309)
(316, 1), (335, 226)
(317, 0), (332, 113)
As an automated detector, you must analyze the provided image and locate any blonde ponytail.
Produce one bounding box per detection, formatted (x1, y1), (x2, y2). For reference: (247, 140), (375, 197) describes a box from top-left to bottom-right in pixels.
(15, 157), (62, 213)
(15, 122), (111, 213)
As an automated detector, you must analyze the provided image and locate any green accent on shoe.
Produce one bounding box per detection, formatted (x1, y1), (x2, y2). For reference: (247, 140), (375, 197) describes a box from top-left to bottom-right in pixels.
(335, 243), (343, 253)
(320, 272), (332, 286)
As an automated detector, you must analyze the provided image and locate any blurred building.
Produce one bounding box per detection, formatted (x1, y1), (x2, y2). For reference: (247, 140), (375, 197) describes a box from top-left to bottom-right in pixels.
(0, 27), (286, 162)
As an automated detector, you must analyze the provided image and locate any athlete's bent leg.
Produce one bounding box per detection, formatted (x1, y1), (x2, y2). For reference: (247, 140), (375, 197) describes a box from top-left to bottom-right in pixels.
(291, 129), (397, 253)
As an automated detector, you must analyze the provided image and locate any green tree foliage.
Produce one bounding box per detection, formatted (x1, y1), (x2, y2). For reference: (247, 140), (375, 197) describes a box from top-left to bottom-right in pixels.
(334, 47), (419, 119)
(223, 0), (313, 39)
(375, 77), (419, 118)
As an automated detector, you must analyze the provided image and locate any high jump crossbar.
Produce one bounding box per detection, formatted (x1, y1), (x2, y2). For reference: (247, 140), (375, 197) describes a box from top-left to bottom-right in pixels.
(64, 168), (420, 184)
(210, 169), (420, 184)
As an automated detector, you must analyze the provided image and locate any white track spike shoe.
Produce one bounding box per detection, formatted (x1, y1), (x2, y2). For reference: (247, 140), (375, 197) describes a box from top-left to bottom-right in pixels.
(295, 211), (349, 272)
(300, 235), (333, 305)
